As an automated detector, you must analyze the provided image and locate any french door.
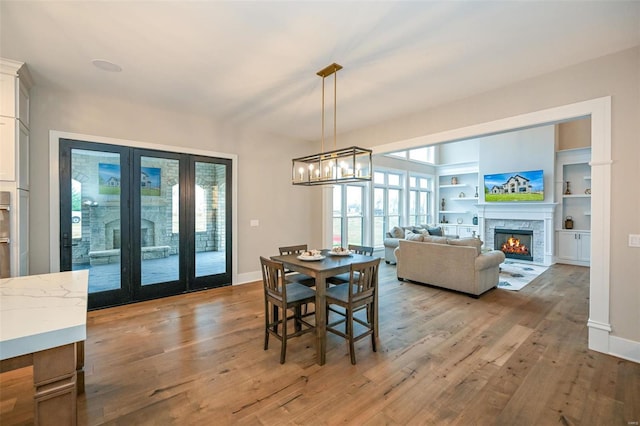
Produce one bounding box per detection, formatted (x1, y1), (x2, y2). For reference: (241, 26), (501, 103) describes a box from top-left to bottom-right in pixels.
(59, 139), (232, 309)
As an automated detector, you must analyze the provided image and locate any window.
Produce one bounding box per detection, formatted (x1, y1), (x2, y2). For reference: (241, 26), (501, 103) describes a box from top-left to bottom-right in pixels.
(408, 175), (431, 226)
(385, 146), (435, 164)
(333, 184), (365, 247)
(373, 170), (403, 248)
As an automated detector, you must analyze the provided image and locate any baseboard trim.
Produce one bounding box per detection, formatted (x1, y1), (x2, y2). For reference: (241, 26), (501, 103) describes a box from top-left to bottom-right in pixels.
(608, 335), (640, 364)
(235, 271), (261, 285)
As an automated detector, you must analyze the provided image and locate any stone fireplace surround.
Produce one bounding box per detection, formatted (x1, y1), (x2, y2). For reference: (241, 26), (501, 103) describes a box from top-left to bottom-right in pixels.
(476, 203), (556, 266)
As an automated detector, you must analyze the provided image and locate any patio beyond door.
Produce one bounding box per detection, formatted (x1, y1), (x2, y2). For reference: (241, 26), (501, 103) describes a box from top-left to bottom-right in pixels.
(59, 139), (232, 309)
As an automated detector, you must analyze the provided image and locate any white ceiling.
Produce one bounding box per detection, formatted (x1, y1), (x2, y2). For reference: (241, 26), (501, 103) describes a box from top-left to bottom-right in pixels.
(1, 1), (639, 142)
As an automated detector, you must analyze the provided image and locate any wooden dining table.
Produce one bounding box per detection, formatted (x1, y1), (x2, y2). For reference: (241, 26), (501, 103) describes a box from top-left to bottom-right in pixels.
(270, 249), (378, 365)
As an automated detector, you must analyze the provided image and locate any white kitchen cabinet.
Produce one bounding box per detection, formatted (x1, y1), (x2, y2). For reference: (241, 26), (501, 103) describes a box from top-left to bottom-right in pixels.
(556, 230), (590, 266)
(0, 58), (31, 276)
(0, 59), (32, 190)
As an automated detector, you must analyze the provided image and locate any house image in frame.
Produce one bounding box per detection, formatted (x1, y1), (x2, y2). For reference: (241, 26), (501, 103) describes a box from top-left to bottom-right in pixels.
(495, 174), (532, 194)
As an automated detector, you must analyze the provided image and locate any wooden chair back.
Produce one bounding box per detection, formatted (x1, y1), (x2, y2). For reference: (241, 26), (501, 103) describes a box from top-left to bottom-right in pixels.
(348, 244), (374, 256)
(348, 257), (380, 305)
(260, 256), (287, 301)
(278, 244), (308, 256)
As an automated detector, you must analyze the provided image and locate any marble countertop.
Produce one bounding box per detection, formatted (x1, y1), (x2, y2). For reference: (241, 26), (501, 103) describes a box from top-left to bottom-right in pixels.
(0, 270), (89, 360)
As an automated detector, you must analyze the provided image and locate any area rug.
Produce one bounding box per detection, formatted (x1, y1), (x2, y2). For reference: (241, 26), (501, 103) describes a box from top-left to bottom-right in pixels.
(498, 261), (548, 291)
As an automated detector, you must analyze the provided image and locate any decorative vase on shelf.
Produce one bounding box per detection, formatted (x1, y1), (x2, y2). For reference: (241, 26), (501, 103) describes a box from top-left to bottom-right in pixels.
(459, 192), (465, 198)
(565, 216), (574, 229)
(472, 215), (478, 225)
(451, 176), (458, 185)
(474, 186), (479, 198)
(565, 181), (571, 195)
(441, 198), (446, 210)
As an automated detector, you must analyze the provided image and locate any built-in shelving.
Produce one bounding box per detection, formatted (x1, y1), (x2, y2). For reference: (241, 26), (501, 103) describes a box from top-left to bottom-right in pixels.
(555, 147), (591, 266)
(437, 162), (479, 228)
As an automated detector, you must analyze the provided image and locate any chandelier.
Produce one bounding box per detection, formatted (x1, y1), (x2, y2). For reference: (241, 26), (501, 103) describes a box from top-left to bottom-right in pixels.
(292, 63), (372, 186)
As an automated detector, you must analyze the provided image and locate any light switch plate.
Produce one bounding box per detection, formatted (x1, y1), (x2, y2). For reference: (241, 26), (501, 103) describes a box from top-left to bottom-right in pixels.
(250, 219), (259, 227)
(629, 234), (640, 247)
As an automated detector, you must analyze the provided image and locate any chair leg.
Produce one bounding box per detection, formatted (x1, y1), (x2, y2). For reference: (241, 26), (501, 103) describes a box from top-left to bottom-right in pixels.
(347, 308), (356, 365)
(272, 306), (279, 333)
(294, 305), (302, 332)
(264, 302), (270, 350)
(370, 302), (376, 352)
(280, 305), (287, 364)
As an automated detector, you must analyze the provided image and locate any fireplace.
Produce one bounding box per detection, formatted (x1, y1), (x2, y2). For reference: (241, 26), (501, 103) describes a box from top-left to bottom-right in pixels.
(494, 228), (533, 261)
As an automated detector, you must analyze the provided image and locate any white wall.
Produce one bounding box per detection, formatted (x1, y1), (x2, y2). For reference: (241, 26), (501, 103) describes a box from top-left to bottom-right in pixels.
(478, 125), (556, 203)
(438, 138), (479, 165)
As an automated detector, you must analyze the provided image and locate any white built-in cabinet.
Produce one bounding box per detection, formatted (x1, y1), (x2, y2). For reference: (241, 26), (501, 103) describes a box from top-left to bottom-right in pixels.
(555, 148), (591, 266)
(556, 230), (590, 266)
(0, 58), (32, 277)
(437, 162), (479, 237)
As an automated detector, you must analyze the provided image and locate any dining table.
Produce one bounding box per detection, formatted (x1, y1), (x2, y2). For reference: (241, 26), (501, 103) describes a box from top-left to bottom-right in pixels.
(270, 249), (378, 366)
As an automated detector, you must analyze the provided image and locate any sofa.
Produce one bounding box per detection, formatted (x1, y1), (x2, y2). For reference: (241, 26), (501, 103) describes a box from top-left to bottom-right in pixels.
(394, 237), (505, 297)
(383, 225), (454, 264)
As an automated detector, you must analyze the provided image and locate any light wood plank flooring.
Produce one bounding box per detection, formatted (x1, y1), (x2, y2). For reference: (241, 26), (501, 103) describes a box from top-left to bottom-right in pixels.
(1, 262), (639, 425)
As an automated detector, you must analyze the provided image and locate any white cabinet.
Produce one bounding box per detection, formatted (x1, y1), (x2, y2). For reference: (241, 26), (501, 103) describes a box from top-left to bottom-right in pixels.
(0, 59), (31, 190)
(556, 230), (590, 266)
(0, 58), (31, 277)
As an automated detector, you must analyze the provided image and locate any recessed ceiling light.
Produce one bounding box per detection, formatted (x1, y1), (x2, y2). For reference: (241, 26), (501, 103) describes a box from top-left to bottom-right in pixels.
(92, 59), (122, 72)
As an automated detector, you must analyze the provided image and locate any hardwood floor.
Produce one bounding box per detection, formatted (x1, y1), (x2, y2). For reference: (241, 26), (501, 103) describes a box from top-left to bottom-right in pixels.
(1, 262), (639, 425)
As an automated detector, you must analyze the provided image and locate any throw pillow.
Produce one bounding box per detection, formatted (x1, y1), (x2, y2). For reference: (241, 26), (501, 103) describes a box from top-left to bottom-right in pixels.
(426, 226), (443, 236)
(389, 226), (405, 239)
(447, 237), (483, 256)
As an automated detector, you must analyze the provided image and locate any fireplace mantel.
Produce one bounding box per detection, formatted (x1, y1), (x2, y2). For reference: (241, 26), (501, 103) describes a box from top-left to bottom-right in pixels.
(477, 203), (556, 265)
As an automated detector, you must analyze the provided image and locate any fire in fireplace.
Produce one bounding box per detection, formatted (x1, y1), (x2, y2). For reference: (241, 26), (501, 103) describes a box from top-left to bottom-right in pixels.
(494, 228), (533, 261)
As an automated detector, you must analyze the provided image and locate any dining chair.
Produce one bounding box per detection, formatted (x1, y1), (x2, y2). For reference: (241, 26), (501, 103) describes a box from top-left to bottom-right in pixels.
(327, 244), (375, 285)
(325, 257), (380, 365)
(278, 244), (316, 287)
(260, 256), (316, 364)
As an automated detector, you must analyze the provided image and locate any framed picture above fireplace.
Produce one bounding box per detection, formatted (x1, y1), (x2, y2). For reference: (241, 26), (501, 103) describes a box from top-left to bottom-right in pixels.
(483, 169), (544, 202)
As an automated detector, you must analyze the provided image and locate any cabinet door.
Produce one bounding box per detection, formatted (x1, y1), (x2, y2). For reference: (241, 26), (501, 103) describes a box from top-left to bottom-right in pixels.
(17, 122), (29, 189)
(16, 188), (29, 276)
(441, 224), (457, 237)
(458, 226), (476, 238)
(0, 117), (16, 182)
(578, 232), (590, 262)
(0, 73), (16, 117)
(557, 231), (578, 260)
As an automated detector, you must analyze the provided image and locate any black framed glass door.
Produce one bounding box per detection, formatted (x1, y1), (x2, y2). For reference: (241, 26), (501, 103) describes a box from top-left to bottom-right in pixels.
(59, 139), (232, 309)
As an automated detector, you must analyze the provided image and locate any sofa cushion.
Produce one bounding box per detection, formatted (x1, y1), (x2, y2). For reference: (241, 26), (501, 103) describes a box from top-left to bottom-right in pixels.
(447, 237), (483, 256)
(423, 235), (448, 244)
(426, 226), (443, 236)
(405, 231), (424, 242)
(389, 226), (405, 238)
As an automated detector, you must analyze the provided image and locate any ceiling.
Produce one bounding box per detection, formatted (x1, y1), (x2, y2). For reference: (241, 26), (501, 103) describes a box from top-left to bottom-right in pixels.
(1, 1), (639, 143)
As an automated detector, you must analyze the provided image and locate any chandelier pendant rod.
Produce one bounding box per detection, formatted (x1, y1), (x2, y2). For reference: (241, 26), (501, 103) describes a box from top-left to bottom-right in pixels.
(333, 68), (337, 151)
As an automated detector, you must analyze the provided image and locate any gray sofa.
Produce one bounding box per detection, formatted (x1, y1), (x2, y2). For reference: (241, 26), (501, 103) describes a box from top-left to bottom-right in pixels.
(395, 238), (505, 297)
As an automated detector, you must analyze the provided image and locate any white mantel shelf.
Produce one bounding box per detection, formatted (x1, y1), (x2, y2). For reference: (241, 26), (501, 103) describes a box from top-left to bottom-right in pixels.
(0, 270), (89, 360)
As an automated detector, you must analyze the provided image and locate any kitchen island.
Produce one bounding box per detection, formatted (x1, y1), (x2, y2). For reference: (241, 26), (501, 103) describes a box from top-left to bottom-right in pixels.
(0, 270), (88, 425)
